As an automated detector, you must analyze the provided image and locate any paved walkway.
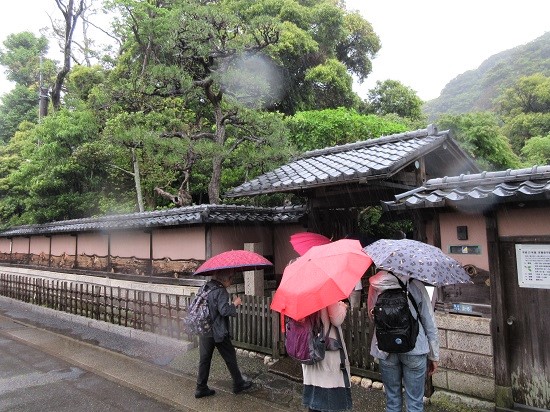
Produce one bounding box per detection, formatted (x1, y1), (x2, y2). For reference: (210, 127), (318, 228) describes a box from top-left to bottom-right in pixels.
(0, 296), (491, 411)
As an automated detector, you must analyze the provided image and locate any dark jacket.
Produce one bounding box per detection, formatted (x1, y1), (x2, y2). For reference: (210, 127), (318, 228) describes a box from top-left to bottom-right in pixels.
(205, 279), (237, 343)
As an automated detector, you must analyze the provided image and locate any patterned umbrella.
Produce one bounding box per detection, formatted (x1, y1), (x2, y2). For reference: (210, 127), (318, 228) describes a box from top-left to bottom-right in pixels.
(363, 239), (472, 286)
(193, 250), (272, 275)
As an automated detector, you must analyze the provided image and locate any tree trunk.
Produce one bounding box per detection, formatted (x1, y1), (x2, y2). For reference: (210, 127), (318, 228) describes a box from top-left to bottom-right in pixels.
(207, 101), (226, 204)
(208, 155), (223, 204)
(51, 0), (85, 111)
(131, 147), (144, 212)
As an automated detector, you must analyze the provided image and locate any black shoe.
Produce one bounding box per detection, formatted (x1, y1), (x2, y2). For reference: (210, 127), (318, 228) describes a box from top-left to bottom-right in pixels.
(194, 388), (216, 398)
(233, 380), (253, 394)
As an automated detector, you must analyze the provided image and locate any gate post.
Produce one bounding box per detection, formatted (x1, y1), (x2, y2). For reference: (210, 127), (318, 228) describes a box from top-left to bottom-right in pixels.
(243, 242), (264, 296)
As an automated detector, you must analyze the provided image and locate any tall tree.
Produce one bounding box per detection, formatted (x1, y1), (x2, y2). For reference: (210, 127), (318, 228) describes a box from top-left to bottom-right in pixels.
(365, 79), (425, 121)
(104, 0), (289, 204)
(497, 73), (550, 153)
(50, 0), (87, 111)
(235, 1), (381, 113)
(0, 32), (57, 142)
(103, 0), (381, 204)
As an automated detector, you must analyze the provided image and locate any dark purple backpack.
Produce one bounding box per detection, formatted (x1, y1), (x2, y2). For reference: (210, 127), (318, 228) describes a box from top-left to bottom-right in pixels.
(285, 311), (328, 365)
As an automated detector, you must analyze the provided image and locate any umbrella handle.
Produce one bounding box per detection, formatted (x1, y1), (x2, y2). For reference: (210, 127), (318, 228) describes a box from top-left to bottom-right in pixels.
(280, 312), (285, 333)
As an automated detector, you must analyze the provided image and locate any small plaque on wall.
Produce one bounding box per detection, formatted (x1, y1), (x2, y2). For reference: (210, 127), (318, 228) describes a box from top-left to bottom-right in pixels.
(449, 245), (481, 255)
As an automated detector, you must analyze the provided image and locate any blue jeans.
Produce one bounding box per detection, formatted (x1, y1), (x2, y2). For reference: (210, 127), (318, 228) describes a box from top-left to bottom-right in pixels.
(379, 353), (427, 412)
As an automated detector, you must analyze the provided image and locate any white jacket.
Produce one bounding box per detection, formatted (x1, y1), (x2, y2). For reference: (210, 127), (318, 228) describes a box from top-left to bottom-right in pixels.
(367, 271), (440, 361)
(302, 301), (351, 388)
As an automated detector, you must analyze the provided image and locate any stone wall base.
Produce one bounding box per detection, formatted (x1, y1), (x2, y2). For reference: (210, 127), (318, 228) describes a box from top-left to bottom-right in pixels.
(433, 369), (495, 400)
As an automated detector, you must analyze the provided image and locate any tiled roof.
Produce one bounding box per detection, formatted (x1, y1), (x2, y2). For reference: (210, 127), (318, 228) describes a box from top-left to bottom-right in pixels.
(383, 165), (550, 211)
(225, 126), (478, 197)
(0, 204), (306, 237)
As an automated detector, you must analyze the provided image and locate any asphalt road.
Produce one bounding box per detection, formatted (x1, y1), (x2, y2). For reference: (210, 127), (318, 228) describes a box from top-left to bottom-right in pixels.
(0, 323), (182, 412)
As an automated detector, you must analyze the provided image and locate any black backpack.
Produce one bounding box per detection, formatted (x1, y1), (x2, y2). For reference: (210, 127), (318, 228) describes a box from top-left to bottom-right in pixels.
(373, 273), (420, 353)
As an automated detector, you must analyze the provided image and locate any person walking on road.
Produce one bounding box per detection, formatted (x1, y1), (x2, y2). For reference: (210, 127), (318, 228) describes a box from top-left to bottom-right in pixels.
(368, 270), (440, 412)
(302, 300), (352, 412)
(195, 269), (253, 398)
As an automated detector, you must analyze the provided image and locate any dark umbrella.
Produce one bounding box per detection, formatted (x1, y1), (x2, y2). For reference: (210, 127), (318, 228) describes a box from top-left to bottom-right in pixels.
(193, 250), (273, 275)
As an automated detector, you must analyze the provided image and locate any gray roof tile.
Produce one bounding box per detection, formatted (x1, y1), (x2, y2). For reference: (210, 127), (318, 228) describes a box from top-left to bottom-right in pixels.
(384, 165), (550, 210)
(225, 126), (472, 197)
(0, 205), (306, 237)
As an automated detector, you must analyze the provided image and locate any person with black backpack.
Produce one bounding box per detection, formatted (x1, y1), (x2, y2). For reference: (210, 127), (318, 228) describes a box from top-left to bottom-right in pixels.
(367, 270), (440, 412)
(194, 269), (253, 398)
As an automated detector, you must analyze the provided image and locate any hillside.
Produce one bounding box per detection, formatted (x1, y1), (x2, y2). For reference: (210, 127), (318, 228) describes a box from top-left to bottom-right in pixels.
(424, 31), (550, 120)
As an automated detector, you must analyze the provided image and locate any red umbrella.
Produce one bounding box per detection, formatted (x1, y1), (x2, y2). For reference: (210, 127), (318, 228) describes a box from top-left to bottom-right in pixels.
(271, 239), (373, 320)
(289, 232), (331, 256)
(194, 250), (273, 275)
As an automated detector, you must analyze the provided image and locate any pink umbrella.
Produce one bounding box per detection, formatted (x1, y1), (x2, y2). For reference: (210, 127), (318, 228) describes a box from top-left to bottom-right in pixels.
(271, 239), (373, 320)
(289, 232), (331, 256)
(194, 250), (273, 275)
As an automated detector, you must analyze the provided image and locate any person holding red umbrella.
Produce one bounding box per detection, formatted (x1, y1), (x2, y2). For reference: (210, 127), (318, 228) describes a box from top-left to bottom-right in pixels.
(271, 239), (373, 412)
(193, 250), (272, 399)
(194, 269), (253, 398)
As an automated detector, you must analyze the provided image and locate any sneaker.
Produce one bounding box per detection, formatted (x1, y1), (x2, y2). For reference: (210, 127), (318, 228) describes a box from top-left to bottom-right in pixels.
(194, 388), (216, 398)
(233, 380), (253, 394)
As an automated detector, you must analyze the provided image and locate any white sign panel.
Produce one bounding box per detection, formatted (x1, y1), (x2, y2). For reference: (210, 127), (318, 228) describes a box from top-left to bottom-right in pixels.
(515, 244), (550, 289)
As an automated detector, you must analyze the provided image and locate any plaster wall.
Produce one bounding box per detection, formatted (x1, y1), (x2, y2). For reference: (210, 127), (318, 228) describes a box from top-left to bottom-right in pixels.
(439, 212), (489, 270)
(497, 207), (550, 236)
(51, 235), (76, 256)
(273, 224), (304, 275)
(111, 231), (150, 259)
(152, 227), (205, 260)
(12, 237), (29, 254)
(210, 225), (274, 256)
(0, 238), (10, 253)
(77, 233), (109, 256)
(29, 236), (50, 254)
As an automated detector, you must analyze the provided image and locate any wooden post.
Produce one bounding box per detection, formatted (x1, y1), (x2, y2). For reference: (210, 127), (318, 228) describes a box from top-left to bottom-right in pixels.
(243, 242), (264, 296)
(486, 211), (514, 409)
(73, 233), (78, 269)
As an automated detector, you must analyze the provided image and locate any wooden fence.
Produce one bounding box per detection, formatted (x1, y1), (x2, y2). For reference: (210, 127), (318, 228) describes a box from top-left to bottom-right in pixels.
(0, 272), (378, 378)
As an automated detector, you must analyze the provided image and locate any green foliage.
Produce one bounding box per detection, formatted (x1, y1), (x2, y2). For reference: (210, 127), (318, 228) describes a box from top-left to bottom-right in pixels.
(497, 74), (550, 154)
(521, 133), (550, 166)
(286, 107), (408, 152)
(303, 59), (359, 109)
(226, 0), (380, 114)
(65, 65), (107, 104)
(437, 112), (520, 170)
(0, 85), (39, 143)
(0, 32), (56, 87)
(365, 79), (425, 121)
(358, 206), (413, 240)
(0, 109), (109, 224)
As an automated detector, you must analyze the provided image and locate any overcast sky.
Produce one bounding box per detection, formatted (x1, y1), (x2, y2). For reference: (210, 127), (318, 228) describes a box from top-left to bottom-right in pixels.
(0, 0), (549, 101)
(347, 0), (550, 100)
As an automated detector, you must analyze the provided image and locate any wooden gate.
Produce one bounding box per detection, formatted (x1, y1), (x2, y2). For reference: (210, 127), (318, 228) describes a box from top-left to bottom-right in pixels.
(500, 240), (550, 410)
